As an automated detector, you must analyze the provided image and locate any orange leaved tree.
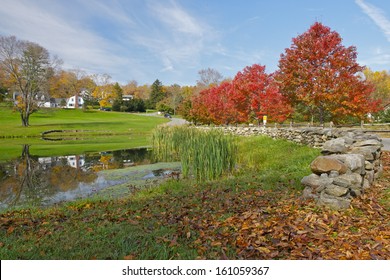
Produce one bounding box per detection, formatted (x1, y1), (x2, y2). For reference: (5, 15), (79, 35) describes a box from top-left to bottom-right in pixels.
(276, 22), (381, 124)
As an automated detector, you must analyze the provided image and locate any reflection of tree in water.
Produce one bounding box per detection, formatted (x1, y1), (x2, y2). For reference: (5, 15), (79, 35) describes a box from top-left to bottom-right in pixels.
(0, 164), (19, 205)
(0, 145), (97, 208)
(0, 147), (152, 208)
(112, 148), (153, 166)
(50, 165), (96, 192)
(88, 148), (153, 172)
(94, 155), (120, 172)
(0, 145), (52, 207)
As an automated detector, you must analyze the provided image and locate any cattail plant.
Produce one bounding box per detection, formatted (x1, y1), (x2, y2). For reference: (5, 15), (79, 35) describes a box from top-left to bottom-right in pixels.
(151, 126), (236, 181)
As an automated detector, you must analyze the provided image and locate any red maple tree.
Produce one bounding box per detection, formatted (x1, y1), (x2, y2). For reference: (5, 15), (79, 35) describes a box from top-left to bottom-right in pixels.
(207, 81), (238, 124)
(189, 64), (292, 125)
(276, 22), (381, 124)
(189, 92), (212, 124)
(232, 64), (292, 123)
(190, 81), (237, 125)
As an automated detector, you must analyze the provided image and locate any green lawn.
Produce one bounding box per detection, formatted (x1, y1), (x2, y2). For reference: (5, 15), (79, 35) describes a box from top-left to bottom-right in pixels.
(1, 106), (388, 259)
(0, 106), (168, 161)
(0, 136), (322, 259)
(0, 106), (168, 137)
(0, 131), (388, 259)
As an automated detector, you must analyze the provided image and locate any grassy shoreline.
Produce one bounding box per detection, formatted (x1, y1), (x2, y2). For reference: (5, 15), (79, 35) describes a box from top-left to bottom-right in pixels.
(1, 105), (388, 259)
(0, 137), (388, 260)
(0, 106), (168, 161)
(0, 136), (323, 259)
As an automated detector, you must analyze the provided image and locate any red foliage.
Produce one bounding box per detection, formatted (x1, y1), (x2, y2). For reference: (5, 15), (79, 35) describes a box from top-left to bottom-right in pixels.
(276, 22), (381, 123)
(207, 81), (238, 124)
(190, 64), (292, 124)
(189, 93), (212, 124)
(232, 64), (292, 123)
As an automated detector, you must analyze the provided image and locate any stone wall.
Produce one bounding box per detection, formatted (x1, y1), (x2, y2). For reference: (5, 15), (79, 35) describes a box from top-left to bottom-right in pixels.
(301, 132), (383, 209)
(206, 126), (383, 209)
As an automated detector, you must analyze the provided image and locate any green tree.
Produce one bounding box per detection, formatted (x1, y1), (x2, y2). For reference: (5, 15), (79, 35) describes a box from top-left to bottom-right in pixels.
(113, 82), (123, 100)
(148, 79), (165, 109)
(112, 98), (145, 112)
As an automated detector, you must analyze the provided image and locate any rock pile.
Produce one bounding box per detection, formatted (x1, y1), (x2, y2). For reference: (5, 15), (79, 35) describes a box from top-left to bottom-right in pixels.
(199, 125), (383, 209)
(301, 132), (383, 209)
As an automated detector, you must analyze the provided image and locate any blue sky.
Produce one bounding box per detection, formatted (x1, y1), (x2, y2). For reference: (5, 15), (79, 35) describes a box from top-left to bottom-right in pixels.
(0, 0), (390, 86)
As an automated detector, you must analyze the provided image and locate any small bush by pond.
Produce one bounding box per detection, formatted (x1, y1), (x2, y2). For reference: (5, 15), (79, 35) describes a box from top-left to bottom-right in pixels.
(152, 126), (236, 181)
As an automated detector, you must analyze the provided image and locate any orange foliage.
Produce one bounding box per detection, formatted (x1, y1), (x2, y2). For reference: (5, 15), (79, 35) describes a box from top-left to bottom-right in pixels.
(276, 22), (381, 123)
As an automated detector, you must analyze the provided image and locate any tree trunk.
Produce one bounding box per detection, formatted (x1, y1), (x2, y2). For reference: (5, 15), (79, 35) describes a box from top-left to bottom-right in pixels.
(75, 92), (79, 108)
(318, 106), (325, 126)
(21, 112), (30, 127)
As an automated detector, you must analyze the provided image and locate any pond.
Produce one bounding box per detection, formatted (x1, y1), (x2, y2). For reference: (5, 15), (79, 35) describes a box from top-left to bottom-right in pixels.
(0, 146), (180, 210)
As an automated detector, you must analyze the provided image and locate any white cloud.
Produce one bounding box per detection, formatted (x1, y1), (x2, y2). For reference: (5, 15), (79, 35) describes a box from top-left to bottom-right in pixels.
(0, 0), (133, 77)
(127, 0), (216, 73)
(150, 1), (204, 37)
(78, 0), (135, 26)
(0, 0), (232, 84)
(228, 16), (261, 34)
(4, 1), (169, 85)
(355, 0), (390, 42)
(360, 46), (390, 67)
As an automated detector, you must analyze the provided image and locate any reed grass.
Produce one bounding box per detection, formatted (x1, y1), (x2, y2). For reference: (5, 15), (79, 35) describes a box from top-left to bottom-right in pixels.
(152, 126), (236, 181)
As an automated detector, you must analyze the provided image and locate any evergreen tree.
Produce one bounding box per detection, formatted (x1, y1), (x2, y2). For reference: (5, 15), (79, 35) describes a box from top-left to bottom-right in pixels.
(113, 82), (123, 100)
(148, 79), (165, 109)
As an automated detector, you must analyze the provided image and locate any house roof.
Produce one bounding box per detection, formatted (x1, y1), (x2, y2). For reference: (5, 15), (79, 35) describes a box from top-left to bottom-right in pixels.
(52, 98), (66, 103)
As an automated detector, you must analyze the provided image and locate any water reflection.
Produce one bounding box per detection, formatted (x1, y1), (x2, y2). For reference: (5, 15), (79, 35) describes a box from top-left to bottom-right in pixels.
(0, 146), (153, 209)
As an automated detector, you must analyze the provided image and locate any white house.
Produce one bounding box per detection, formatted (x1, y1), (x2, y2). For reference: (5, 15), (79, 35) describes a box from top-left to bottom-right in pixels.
(66, 155), (85, 169)
(66, 95), (84, 108)
(12, 91), (86, 109)
(12, 92), (53, 107)
(52, 98), (66, 108)
(122, 94), (134, 101)
(34, 93), (51, 107)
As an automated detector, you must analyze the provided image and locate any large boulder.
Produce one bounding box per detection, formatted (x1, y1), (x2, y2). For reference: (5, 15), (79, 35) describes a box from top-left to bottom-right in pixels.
(333, 173), (363, 190)
(301, 173), (333, 192)
(352, 139), (382, 148)
(349, 146), (380, 161)
(322, 137), (351, 154)
(324, 184), (349, 197)
(318, 192), (351, 209)
(310, 156), (348, 175)
(333, 154), (365, 174)
(365, 170), (375, 185)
